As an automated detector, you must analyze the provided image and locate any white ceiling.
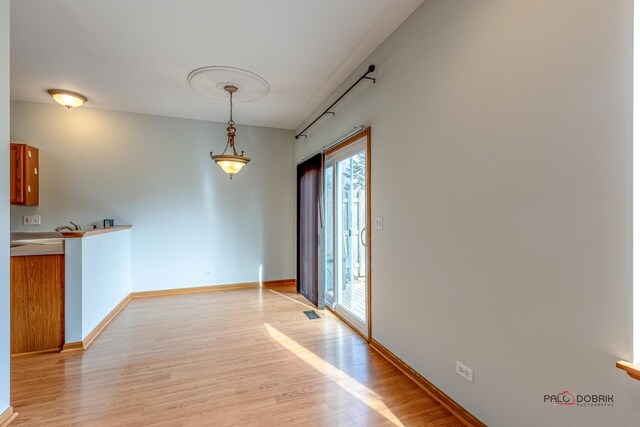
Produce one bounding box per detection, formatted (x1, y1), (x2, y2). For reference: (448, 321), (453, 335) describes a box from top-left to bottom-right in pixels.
(10, 0), (423, 129)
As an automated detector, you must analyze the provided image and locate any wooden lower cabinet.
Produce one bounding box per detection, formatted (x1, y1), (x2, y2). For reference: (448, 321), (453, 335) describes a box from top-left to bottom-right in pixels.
(11, 255), (65, 355)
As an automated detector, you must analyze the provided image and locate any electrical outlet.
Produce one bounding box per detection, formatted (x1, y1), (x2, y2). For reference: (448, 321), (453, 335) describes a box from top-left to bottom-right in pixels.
(456, 361), (474, 383)
(204, 270), (214, 277)
(374, 216), (383, 230)
(23, 215), (41, 225)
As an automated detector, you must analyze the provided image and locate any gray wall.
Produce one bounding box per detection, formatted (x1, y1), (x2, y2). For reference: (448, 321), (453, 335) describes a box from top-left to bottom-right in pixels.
(0, 0), (9, 416)
(295, 0), (637, 425)
(11, 101), (295, 292)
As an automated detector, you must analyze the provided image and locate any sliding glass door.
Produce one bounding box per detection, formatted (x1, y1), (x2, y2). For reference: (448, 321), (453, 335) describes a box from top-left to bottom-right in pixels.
(324, 135), (369, 336)
(324, 163), (335, 307)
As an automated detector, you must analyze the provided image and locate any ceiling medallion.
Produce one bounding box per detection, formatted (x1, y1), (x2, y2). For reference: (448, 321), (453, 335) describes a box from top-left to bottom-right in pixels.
(188, 66), (270, 102)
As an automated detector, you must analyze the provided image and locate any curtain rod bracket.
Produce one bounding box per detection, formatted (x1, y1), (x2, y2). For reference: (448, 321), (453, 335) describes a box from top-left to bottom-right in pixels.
(294, 65), (376, 139)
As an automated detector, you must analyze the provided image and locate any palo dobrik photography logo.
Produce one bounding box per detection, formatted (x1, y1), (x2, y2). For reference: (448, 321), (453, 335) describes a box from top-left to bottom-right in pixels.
(543, 391), (614, 407)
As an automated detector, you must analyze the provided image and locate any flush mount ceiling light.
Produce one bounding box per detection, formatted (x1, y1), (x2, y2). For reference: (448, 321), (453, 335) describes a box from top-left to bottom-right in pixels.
(189, 66), (269, 179)
(47, 89), (87, 108)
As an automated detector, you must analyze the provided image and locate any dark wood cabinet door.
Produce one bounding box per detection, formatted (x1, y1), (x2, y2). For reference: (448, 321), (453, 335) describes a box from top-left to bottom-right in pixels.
(9, 144), (24, 204)
(11, 255), (65, 355)
(23, 145), (39, 206)
(10, 143), (39, 206)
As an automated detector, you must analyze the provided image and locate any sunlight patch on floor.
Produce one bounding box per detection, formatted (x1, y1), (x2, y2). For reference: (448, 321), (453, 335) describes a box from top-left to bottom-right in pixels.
(266, 288), (316, 309)
(264, 323), (403, 426)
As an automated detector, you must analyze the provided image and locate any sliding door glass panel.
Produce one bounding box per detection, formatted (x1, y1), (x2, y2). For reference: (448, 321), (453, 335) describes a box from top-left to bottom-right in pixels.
(324, 164), (335, 305)
(335, 150), (367, 325)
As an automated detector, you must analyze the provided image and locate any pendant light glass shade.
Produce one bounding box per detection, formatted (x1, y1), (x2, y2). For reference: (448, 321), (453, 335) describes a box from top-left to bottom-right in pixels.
(213, 155), (249, 175)
(210, 85), (251, 179)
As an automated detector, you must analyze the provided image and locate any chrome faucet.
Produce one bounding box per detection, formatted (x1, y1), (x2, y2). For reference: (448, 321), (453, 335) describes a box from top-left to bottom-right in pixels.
(55, 221), (81, 232)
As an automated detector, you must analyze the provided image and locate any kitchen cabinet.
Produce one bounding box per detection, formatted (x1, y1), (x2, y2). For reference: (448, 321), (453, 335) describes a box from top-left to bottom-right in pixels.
(11, 254), (65, 354)
(10, 143), (39, 205)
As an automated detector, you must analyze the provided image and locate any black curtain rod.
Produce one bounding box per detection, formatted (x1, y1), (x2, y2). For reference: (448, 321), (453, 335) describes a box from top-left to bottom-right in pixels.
(295, 65), (376, 139)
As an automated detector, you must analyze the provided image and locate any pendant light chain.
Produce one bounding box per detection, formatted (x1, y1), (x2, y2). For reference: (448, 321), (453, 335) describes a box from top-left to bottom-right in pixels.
(229, 89), (234, 126)
(220, 89), (233, 156)
(227, 87), (238, 156)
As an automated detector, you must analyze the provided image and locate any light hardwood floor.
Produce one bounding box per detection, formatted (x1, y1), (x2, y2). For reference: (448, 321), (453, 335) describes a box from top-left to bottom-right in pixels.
(10, 286), (461, 426)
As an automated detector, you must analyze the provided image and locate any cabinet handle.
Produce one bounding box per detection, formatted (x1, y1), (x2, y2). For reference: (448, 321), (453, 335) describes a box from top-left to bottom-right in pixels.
(27, 185), (31, 193)
(28, 150), (32, 158)
(34, 168), (38, 175)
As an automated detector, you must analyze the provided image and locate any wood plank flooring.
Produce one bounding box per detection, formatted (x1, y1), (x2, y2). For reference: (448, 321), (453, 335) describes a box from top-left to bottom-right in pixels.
(10, 286), (461, 426)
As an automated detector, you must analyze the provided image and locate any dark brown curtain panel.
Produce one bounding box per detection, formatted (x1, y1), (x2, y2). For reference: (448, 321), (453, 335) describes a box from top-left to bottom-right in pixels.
(297, 153), (323, 308)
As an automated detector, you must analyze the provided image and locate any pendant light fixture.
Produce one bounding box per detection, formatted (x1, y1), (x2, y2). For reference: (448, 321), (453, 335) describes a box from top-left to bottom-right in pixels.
(188, 66), (270, 180)
(210, 85), (251, 179)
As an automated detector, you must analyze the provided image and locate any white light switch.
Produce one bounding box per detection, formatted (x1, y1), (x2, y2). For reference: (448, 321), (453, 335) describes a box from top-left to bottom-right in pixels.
(374, 216), (383, 230)
(23, 215), (41, 225)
